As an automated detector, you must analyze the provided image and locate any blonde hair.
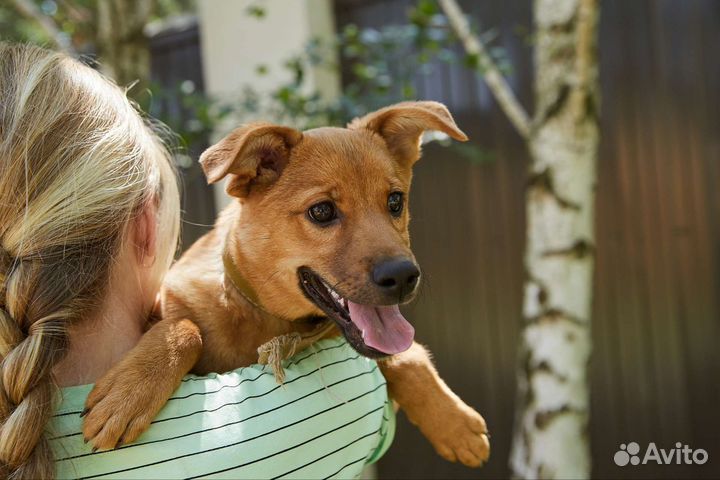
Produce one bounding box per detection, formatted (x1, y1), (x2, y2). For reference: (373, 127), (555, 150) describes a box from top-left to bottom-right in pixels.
(0, 43), (180, 478)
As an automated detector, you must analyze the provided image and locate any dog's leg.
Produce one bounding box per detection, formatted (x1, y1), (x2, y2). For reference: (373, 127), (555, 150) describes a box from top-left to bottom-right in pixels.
(82, 317), (202, 450)
(379, 342), (490, 467)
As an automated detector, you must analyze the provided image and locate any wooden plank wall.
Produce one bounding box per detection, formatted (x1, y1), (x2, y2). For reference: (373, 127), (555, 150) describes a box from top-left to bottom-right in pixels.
(592, 1), (720, 478)
(149, 22), (216, 250)
(334, 1), (720, 478)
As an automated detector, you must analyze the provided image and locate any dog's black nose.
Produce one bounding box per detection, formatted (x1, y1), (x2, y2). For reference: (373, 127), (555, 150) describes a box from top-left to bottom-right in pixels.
(372, 258), (420, 300)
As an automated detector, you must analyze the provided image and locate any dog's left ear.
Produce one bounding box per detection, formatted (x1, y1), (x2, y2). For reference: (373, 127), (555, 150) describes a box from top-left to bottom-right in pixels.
(200, 122), (303, 198)
(348, 101), (468, 166)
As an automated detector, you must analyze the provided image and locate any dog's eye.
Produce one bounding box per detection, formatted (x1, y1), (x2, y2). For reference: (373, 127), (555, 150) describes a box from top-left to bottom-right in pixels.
(308, 201), (337, 224)
(388, 192), (404, 216)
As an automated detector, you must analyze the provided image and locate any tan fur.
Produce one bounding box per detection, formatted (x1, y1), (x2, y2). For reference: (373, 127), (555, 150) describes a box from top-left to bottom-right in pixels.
(83, 101), (490, 467)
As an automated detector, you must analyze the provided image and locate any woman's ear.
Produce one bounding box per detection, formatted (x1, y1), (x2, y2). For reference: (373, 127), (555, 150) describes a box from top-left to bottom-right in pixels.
(133, 198), (158, 267)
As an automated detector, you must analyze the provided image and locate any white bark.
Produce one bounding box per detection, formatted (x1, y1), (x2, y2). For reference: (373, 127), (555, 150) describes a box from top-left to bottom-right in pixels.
(440, 0), (600, 477)
(96, 0), (154, 92)
(511, 0), (599, 478)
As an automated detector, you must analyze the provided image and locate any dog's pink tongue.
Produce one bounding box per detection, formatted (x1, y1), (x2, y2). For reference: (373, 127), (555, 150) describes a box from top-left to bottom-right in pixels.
(347, 302), (415, 354)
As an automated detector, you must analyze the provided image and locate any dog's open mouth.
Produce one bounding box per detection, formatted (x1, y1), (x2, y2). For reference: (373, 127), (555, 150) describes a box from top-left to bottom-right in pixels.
(298, 267), (415, 358)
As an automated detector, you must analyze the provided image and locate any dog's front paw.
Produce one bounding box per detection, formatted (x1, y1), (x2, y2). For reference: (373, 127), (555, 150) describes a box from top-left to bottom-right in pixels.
(421, 402), (490, 468)
(82, 361), (173, 451)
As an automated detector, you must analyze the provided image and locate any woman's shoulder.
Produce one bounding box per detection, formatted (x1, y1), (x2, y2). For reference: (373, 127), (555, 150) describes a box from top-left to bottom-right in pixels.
(181, 337), (380, 393)
(51, 337), (395, 479)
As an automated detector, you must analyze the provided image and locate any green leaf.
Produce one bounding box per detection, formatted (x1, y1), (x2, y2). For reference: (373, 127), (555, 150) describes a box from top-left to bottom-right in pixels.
(245, 5), (266, 18)
(463, 52), (480, 69)
(449, 142), (496, 164)
(401, 83), (416, 99)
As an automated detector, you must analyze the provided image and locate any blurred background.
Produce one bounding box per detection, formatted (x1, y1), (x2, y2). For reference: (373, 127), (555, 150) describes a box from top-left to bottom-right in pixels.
(2, 0), (719, 479)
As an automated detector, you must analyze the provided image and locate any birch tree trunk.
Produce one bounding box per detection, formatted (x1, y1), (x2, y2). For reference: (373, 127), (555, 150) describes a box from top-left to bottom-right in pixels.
(96, 0), (154, 95)
(439, 0), (600, 477)
(510, 0), (600, 478)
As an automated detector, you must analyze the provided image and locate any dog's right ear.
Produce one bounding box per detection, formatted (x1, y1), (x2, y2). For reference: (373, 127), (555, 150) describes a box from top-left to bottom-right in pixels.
(200, 123), (303, 198)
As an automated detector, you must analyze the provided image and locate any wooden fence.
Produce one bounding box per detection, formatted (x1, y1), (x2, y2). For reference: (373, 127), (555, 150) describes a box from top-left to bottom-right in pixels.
(149, 20), (216, 249)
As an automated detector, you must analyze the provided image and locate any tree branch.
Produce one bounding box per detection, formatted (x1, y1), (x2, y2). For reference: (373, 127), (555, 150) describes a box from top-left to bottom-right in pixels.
(438, 0), (532, 139)
(10, 0), (76, 54)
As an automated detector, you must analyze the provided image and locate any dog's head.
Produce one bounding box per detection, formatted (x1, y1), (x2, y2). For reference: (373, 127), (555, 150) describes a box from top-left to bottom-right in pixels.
(200, 101), (467, 358)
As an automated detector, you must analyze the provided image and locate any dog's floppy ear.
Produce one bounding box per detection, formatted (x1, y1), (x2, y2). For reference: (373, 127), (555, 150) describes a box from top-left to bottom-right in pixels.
(200, 122), (303, 197)
(348, 101), (468, 166)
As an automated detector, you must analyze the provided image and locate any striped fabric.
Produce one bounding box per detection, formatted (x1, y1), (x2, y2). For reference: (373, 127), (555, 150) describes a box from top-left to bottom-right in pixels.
(50, 338), (395, 479)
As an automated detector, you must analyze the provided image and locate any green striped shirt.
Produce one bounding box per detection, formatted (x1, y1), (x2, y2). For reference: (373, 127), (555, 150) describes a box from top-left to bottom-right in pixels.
(50, 338), (395, 479)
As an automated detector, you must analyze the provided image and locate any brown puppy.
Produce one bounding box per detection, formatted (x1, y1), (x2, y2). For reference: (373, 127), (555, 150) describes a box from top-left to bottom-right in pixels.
(82, 101), (490, 467)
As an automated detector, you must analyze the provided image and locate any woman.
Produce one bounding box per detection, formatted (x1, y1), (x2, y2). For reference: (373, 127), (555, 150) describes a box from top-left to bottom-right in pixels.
(0, 43), (393, 479)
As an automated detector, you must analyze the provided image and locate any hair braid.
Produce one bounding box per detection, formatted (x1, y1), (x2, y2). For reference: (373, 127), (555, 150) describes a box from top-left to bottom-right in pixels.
(0, 254), (51, 477)
(0, 255), (64, 478)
